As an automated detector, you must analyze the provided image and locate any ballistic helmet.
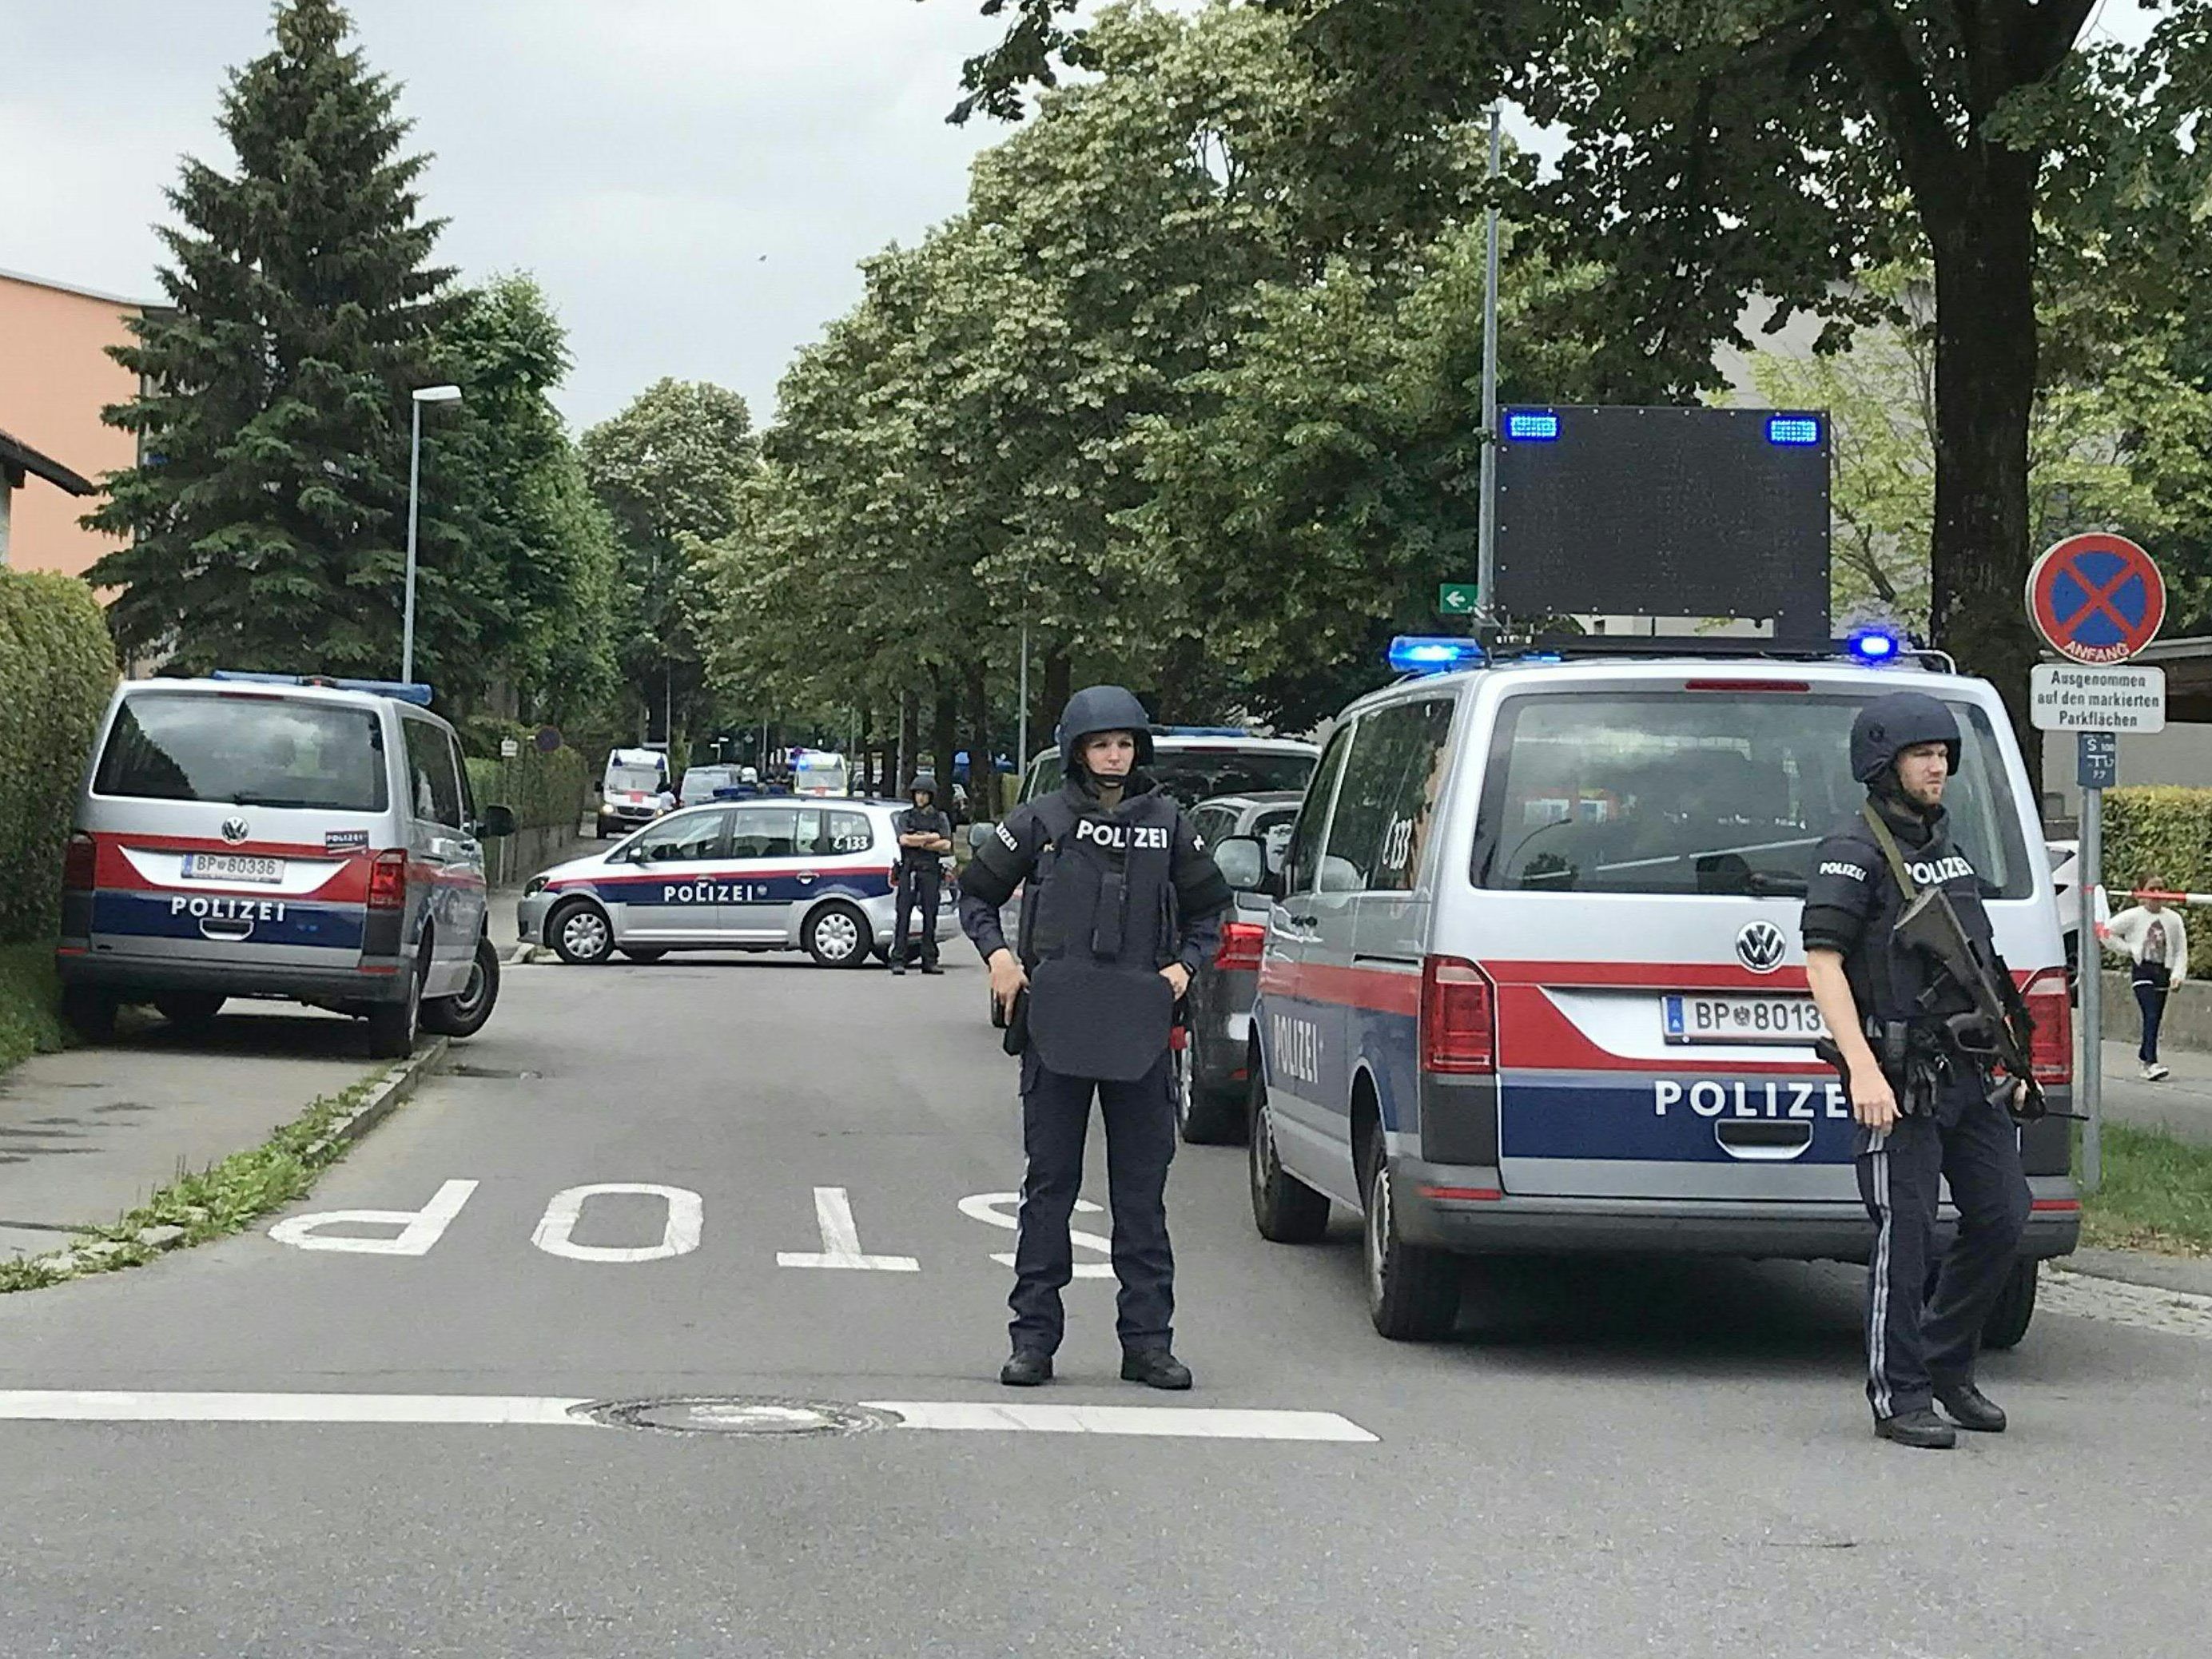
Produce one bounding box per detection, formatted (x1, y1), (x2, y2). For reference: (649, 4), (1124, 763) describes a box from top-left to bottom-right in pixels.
(907, 773), (938, 802)
(1850, 692), (1961, 785)
(1057, 685), (1156, 775)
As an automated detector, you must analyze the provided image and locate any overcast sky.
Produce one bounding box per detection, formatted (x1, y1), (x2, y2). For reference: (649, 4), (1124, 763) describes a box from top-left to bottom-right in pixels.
(0, 1), (2158, 435)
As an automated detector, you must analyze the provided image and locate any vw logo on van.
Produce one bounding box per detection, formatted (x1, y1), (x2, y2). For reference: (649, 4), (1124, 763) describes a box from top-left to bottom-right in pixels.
(221, 817), (251, 845)
(1735, 920), (1788, 975)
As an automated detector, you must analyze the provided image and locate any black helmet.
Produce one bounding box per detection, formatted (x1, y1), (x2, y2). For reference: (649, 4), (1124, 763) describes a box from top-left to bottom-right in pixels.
(1850, 692), (1960, 785)
(1056, 685), (1155, 774)
(906, 773), (937, 801)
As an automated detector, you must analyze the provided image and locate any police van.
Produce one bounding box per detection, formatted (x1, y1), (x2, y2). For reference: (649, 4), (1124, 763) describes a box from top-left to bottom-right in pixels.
(1219, 636), (2077, 1346)
(58, 674), (515, 1058)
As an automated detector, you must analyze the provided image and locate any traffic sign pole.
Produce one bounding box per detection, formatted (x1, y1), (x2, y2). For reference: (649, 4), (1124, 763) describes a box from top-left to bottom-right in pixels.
(2079, 733), (2107, 1194)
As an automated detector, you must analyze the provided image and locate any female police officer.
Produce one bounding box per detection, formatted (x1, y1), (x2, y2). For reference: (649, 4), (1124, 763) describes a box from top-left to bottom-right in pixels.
(957, 687), (1231, 1389)
(1800, 692), (2030, 1450)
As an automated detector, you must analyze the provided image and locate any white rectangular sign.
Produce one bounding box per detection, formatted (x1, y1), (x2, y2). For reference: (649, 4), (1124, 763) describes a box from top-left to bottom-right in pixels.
(2030, 662), (2166, 732)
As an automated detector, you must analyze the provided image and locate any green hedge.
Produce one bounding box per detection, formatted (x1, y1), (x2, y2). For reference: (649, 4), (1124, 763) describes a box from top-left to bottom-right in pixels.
(464, 747), (588, 833)
(2102, 786), (2212, 976)
(0, 571), (116, 945)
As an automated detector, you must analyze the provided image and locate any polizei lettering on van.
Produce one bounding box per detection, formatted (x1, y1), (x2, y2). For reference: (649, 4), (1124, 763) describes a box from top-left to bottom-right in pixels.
(660, 881), (772, 905)
(168, 896), (288, 923)
(1271, 1013), (1321, 1086)
(1652, 1080), (1850, 1119)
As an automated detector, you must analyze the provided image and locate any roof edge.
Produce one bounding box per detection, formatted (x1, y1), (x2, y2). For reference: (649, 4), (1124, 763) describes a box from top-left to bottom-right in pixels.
(0, 265), (160, 310)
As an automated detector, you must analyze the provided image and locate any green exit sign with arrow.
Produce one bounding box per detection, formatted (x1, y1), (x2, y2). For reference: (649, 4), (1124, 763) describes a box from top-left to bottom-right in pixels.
(1437, 583), (1480, 617)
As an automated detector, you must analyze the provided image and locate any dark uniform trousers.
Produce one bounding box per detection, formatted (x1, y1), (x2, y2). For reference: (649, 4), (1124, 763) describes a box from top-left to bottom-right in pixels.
(894, 865), (942, 966)
(1856, 1069), (2030, 1418)
(1012, 1048), (1176, 1355)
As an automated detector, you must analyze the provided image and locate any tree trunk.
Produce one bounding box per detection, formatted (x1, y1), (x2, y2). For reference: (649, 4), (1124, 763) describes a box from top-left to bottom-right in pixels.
(965, 657), (993, 819)
(932, 686), (957, 811)
(897, 694), (918, 794)
(1040, 649), (1072, 766)
(856, 704), (875, 795)
(1927, 150), (2043, 801)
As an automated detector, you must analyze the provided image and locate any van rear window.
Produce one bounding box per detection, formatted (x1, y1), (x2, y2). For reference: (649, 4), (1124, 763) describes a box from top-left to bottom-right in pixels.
(1472, 692), (2030, 899)
(93, 694), (389, 813)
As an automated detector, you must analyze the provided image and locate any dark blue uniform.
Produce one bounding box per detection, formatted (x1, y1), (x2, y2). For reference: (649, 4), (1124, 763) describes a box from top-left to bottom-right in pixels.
(890, 793), (951, 970)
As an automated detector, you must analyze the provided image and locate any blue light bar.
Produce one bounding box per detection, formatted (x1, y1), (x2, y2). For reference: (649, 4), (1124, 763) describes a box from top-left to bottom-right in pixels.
(1505, 410), (1561, 442)
(1388, 636), (1488, 676)
(1841, 627), (1904, 664)
(1766, 416), (1821, 447)
(1158, 726), (1249, 738)
(209, 670), (434, 706)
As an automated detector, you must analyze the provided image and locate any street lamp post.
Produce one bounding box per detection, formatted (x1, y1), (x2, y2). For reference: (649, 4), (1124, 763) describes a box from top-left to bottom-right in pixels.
(403, 384), (463, 684)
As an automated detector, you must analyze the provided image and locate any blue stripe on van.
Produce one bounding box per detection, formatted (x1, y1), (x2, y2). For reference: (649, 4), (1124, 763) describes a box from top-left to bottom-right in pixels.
(90, 891), (365, 952)
(1498, 1070), (1859, 1163)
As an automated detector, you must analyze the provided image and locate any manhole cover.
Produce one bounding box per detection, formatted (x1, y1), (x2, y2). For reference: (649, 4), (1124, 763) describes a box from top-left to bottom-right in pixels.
(578, 1396), (900, 1437)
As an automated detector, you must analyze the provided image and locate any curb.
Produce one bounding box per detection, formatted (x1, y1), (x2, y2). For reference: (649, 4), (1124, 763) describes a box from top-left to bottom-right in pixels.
(2051, 1247), (2212, 1300)
(300, 1036), (451, 1164)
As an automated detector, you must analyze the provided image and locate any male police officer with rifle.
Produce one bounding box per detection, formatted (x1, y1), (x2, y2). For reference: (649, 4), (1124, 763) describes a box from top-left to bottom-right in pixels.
(890, 774), (953, 975)
(958, 687), (1231, 1390)
(1800, 692), (2035, 1450)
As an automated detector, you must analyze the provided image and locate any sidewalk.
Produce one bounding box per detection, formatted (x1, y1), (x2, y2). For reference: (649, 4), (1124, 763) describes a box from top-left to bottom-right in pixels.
(2087, 1036), (2212, 1148)
(0, 833), (583, 1263)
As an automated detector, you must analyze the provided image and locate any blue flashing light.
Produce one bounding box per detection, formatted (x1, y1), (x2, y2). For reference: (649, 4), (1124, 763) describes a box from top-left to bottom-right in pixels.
(1842, 627), (1904, 665)
(1766, 415), (1822, 447)
(1505, 410), (1561, 442)
(1158, 726), (1250, 738)
(209, 670), (434, 706)
(1388, 636), (1488, 676)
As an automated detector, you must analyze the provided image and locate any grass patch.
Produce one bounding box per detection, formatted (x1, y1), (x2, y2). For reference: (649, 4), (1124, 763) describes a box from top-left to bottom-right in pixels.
(0, 1068), (387, 1293)
(0, 941), (68, 1076)
(2080, 1121), (2212, 1255)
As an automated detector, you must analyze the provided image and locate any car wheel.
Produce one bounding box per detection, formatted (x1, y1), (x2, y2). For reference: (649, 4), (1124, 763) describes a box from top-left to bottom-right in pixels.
(365, 952), (424, 1060)
(1979, 1258), (2039, 1351)
(548, 900), (616, 966)
(1178, 1032), (1245, 1146)
(154, 992), (225, 1033)
(1362, 1121), (1461, 1340)
(60, 985), (118, 1044)
(806, 901), (870, 969)
(1248, 1067), (1330, 1243)
(422, 935), (500, 1038)
(619, 948), (667, 964)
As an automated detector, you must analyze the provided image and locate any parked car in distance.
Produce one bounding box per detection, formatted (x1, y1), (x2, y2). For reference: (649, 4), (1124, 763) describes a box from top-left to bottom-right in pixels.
(678, 766), (740, 808)
(58, 671), (515, 1057)
(1176, 791), (1305, 1142)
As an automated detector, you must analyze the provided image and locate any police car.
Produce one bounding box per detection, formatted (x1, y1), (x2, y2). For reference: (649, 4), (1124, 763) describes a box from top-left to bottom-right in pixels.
(1217, 635), (2077, 1346)
(58, 673), (514, 1058)
(519, 795), (957, 968)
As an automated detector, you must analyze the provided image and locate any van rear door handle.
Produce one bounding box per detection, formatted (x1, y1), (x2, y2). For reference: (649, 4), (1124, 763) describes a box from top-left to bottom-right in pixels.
(1287, 912), (1317, 927)
(796, 871), (817, 885)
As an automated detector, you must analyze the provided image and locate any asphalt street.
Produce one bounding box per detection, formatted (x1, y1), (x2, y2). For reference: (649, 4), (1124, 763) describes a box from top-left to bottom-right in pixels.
(2, 953), (2208, 1657)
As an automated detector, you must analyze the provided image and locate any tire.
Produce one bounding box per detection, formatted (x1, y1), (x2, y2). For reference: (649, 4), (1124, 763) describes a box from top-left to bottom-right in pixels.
(1363, 1121), (1462, 1340)
(805, 901), (871, 969)
(1979, 1257), (2039, 1351)
(154, 992), (225, 1032)
(619, 948), (667, 964)
(1177, 1033), (1243, 1145)
(365, 953), (424, 1060)
(548, 899), (616, 966)
(60, 985), (118, 1044)
(422, 935), (500, 1039)
(1248, 1067), (1330, 1243)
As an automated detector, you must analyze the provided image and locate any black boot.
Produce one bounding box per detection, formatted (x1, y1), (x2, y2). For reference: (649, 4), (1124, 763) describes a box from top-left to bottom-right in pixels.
(1874, 1407), (1957, 1450)
(889, 959), (906, 976)
(1000, 1350), (1053, 1387)
(1935, 1383), (2007, 1433)
(921, 962), (944, 976)
(1120, 1348), (1193, 1390)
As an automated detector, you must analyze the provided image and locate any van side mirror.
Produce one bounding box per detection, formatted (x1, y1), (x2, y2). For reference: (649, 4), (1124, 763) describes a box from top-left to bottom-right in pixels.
(1213, 835), (1273, 896)
(478, 805), (517, 839)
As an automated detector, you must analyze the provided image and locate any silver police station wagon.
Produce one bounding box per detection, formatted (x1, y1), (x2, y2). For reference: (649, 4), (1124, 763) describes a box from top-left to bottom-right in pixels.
(57, 674), (515, 1058)
(519, 795), (956, 969)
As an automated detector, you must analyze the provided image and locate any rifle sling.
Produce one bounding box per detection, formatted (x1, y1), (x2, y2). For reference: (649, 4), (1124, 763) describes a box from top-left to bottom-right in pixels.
(1860, 802), (1923, 903)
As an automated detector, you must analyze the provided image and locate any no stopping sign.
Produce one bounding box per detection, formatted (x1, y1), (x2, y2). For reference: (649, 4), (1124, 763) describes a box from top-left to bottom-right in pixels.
(2026, 534), (2166, 665)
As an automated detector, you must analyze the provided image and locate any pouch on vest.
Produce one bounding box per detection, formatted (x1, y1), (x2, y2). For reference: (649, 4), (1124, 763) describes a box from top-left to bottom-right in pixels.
(1028, 957), (1173, 1081)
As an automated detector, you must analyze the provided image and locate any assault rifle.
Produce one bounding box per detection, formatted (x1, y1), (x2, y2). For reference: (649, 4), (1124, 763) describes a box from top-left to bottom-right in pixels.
(1892, 884), (2072, 1122)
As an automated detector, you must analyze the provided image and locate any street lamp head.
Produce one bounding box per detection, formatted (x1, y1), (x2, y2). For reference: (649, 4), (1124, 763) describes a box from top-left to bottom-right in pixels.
(412, 384), (463, 404)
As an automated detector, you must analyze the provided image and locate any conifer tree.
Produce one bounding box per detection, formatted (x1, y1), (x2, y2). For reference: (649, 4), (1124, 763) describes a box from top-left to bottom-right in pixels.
(88, 0), (459, 681)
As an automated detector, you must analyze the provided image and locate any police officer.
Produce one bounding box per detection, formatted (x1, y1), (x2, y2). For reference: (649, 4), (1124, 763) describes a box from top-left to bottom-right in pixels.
(1800, 692), (2030, 1450)
(958, 687), (1231, 1390)
(890, 774), (953, 975)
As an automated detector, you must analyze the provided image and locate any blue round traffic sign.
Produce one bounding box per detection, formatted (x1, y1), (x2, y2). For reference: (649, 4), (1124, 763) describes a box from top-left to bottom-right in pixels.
(2026, 533), (2165, 665)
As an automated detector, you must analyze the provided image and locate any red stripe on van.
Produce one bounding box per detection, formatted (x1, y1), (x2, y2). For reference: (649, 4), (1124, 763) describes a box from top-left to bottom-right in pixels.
(1484, 960), (1814, 993)
(1259, 960), (1422, 1016)
(88, 835), (373, 903)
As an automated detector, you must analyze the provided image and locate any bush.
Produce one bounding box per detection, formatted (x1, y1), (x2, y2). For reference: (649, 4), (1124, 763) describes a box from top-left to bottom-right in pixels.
(0, 572), (116, 944)
(464, 746), (588, 833)
(2102, 786), (2212, 975)
(0, 943), (69, 1073)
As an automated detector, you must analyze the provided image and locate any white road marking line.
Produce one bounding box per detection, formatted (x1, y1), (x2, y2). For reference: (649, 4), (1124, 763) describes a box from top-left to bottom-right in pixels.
(959, 1191), (1115, 1277)
(268, 1179), (479, 1255)
(0, 1392), (592, 1425)
(532, 1184), (703, 1263)
(777, 1186), (920, 1271)
(864, 1402), (1379, 1442)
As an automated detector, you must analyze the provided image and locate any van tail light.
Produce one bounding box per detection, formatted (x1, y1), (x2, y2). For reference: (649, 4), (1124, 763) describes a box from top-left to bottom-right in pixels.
(63, 833), (97, 892)
(1422, 955), (1497, 1075)
(368, 849), (409, 912)
(2027, 971), (2071, 1085)
(1215, 921), (1266, 973)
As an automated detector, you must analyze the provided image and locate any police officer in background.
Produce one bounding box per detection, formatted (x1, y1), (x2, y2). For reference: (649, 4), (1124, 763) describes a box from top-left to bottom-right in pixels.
(958, 687), (1231, 1390)
(890, 774), (953, 975)
(1800, 692), (2030, 1450)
